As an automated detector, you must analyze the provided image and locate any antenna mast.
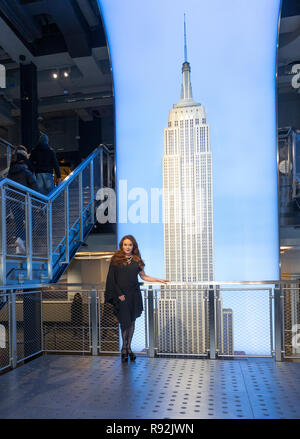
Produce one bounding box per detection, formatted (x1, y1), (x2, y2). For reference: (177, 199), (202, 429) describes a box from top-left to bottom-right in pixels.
(184, 13), (188, 62)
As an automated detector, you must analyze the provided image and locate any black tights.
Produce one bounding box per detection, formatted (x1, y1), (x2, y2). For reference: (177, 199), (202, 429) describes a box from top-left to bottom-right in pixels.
(121, 321), (135, 352)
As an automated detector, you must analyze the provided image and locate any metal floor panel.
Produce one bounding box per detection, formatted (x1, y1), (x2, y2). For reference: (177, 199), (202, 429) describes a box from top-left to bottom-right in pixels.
(0, 355), (299, 419)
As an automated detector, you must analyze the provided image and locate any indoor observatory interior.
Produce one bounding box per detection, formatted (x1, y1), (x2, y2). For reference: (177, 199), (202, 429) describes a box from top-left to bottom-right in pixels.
(0, 0), (299, 423)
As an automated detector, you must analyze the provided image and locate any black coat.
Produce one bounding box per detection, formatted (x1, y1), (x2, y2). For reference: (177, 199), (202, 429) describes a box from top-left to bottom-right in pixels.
(105, 260), (143, 330)
(8, 163), (39, 192)
(30, 142), (61, 178)
(18, 154), (35, 173)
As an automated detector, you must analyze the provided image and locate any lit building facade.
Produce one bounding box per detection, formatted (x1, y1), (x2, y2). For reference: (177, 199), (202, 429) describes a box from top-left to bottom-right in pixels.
(162, 61), (214, 284)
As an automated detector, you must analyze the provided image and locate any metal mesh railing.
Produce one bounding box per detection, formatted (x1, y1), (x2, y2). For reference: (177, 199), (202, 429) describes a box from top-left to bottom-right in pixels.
(1, 281), (299, 372)
(282, 282), (300, 359)
(5, 187), (26, 256)
(15, 290), (43, 364)
(93, 153), (102, 196)
(52, 190), (65, 254)
(42, 288), (91, 353)
(0, 293), (10, 371)
(31, 198), (48, 258)
(215, 286), (273, 358)
(82, 164), (91, 209)
(68, 175), (80, 230)
(155, 285), (209, 356)
(98, 291), (120, 353)
(41, 287), (147, 355)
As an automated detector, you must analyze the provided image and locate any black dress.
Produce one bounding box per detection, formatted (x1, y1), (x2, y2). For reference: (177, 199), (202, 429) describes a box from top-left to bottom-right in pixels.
(105, 260), (143, 331)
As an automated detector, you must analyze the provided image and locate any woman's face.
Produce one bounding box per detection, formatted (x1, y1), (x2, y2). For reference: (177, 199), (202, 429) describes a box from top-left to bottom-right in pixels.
(122, 239), (133, 255)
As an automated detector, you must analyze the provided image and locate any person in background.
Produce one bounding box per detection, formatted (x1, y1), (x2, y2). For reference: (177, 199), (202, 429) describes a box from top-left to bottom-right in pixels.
(71, 293), (83, 336)
(54, 157), (71, 184)
(8, 148), (39, 254)
(14, 145), (35, 173)
(30, 133), (61, 195)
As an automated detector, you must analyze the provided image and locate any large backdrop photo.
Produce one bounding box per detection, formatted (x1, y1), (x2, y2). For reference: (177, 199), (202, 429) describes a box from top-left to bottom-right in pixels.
(98, 0), (281, 355)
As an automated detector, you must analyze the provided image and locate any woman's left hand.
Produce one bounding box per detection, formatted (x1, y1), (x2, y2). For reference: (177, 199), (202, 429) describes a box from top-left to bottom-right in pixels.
(160, 279), (169, 284)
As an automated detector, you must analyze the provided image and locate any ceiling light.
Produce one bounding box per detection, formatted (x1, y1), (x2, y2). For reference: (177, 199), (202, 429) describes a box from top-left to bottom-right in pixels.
(63, 71), (69, 78)
(52, 72), (58, 79)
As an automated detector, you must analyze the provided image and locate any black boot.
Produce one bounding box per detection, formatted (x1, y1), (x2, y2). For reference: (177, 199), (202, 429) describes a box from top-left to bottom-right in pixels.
(121, 347), (128, 362)
(127, 347), (136, 361)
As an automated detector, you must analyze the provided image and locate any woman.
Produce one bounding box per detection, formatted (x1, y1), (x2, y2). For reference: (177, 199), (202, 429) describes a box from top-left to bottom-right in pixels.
(8, 145), (37, 182)
(105, 235), (168, 362)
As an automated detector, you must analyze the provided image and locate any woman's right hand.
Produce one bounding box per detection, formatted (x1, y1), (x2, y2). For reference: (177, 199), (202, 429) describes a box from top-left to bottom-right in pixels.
(118, 295), (126, 301)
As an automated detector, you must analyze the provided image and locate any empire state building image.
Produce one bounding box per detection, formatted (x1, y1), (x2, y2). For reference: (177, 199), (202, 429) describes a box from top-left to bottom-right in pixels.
(158, 23), (215, 354)
(163, 47), (214, 285)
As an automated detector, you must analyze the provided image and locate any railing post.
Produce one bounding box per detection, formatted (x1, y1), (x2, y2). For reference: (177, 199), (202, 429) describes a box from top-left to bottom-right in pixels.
(64, 186), (69, 264)
(79, 172), (83, 242)
(91, 287), (98, 356)
(25, 194), (33, 280)
(47, 201), (52, 280)
(274, 283), (284, 362)
(90, 158), (95, 224)
(9, 292), (17, 369)
(7, 147), (11, 171)
(209, 284), (216, 360)
(147, 285), (155, 358)
(215, 284), (221, 356)
(99, 147), (104, 189)
(40, 290), (44, 352)
(0, 186), (6, 285)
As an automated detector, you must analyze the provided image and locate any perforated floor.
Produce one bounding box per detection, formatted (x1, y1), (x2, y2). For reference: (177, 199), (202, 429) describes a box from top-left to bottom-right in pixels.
(0, 355), (299, 419)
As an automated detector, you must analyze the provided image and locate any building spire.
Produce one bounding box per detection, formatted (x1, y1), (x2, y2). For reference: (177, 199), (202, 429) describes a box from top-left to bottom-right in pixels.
(175, 14), (198, 108)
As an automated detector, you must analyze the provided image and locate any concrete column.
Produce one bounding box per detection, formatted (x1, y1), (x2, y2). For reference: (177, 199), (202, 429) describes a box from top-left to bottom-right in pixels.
(20, 62), (39, 151)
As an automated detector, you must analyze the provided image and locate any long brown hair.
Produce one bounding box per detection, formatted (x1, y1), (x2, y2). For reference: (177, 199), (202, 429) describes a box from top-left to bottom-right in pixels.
(111, 235), (145, 269)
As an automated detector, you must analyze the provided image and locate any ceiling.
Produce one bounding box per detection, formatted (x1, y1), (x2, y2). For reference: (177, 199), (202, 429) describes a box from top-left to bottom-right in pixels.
(0, 0), (113, 129)
(0, 1), (297, 137)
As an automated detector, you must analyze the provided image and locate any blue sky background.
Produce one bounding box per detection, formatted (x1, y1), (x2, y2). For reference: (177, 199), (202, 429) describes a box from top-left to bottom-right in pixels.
(99, 0), (281, 354)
